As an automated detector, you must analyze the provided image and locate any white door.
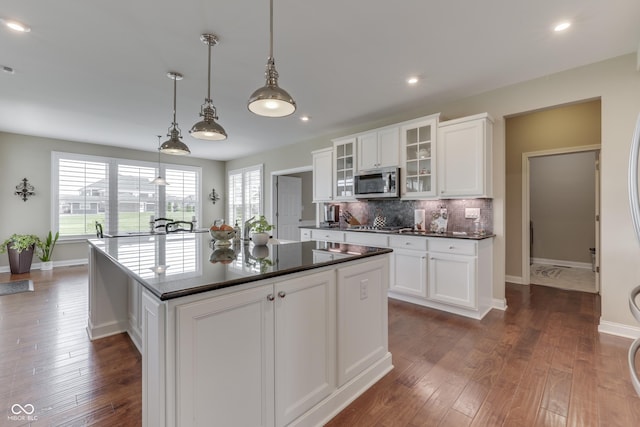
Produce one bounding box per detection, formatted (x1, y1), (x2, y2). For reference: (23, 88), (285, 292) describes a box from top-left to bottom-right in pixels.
(276, 175), (302, 241)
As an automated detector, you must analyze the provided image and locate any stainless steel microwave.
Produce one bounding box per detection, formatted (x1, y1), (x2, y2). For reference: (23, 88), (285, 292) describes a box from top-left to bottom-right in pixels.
(354, 167), (400, 198)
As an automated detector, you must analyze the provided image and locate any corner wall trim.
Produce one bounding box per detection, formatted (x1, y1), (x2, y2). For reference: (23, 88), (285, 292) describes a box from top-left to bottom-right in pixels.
(505, 275), (525, 285)
(492, 299), (508, 311)
(598, 319), (640, 339)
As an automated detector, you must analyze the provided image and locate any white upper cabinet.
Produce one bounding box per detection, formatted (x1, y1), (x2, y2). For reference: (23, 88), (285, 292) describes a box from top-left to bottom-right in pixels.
(312, 148), (333, 202)
(401, 114), (440, 198)
(356, 127), (400, 171)
(333, 137), (357, 201)
(437, 113), (493, 198)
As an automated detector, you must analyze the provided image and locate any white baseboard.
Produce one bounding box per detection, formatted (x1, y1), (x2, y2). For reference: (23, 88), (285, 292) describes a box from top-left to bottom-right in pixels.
(492, 298), (508, 311)
(505, 275), (525, 285)
(598, 319), (640, 339)
(531, 257), (591, 270)
(0, 258), (88, 273)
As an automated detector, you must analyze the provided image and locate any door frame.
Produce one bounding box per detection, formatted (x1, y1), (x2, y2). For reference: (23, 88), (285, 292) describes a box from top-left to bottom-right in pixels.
(521, 144), (601, 290)
(271, 166), (313, 239)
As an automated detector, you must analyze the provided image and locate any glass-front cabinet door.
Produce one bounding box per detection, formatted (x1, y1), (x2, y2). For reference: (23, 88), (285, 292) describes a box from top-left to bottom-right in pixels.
(333, 137), (356, 200)
(401, 115), (439, 198)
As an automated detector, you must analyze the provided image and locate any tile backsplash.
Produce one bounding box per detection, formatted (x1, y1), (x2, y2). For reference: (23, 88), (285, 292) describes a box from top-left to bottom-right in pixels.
(333, 198), (493, 234)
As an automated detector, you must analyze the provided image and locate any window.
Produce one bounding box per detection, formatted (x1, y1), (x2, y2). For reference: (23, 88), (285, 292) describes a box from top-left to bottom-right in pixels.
(52, 152), (201, 238)
(228, 164), (263, 229)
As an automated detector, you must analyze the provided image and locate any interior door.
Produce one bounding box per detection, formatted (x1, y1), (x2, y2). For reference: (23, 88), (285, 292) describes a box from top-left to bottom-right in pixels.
(276, 175), (302, 241)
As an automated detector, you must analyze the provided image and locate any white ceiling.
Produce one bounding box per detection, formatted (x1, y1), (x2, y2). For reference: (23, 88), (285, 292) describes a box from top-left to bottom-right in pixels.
(1, 0), (639, 161)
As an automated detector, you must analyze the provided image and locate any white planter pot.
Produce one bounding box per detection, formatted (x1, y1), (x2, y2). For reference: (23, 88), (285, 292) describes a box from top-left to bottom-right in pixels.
(40, 261), (53, 271)
(251, 232), (270, 246)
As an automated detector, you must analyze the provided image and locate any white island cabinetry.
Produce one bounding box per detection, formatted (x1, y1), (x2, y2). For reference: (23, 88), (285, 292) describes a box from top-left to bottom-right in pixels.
(87, 236), (392, 427)
(175, 269), (337, 427)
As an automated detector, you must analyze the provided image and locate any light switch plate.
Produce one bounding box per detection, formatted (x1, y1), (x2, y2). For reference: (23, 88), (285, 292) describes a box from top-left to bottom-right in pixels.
(465, 208), (480, 219)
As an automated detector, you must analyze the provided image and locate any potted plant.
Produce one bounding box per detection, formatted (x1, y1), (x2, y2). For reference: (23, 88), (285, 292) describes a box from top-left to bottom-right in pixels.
(1, 234), (41, 274)
(37, 231), (59, 271)
(248, 215), (275, 245)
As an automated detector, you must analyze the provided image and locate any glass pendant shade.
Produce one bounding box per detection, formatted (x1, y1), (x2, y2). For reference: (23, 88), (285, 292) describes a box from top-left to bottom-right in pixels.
(248, 0), (296, 117)
(161, 72), (190, 156)
(190, 34), (227, 140)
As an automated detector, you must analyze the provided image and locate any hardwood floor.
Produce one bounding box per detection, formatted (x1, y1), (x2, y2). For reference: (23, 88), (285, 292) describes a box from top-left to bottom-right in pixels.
(0, 266), (141, 427)
(328, 284), (640, 427)
(1, 267), (638, 426)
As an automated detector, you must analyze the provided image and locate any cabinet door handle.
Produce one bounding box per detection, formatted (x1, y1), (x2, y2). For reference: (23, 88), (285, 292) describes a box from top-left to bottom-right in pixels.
(267, 294), (275, 301)
(449, 245), (454, 249)
(278, 291), (286, 298)
(405, 242), (411, 245)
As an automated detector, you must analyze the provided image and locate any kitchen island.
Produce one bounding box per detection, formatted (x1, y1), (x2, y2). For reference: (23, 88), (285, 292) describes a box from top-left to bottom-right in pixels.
(87, 233), (393, 427)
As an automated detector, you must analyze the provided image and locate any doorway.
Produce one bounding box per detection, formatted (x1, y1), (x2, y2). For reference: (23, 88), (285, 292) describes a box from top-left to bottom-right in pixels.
(271, 166), (314, 241)
(521, 146), (600, 293)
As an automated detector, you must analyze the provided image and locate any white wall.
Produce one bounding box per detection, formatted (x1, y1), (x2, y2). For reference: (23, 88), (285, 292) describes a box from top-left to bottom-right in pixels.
(228, 53), (640, 332)
(0, 132), (226, 268)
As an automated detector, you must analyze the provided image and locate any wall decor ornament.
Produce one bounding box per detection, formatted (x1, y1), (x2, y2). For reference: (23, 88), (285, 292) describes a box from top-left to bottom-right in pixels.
(209, 188), (220, 204)
(15, 177), (35, 202)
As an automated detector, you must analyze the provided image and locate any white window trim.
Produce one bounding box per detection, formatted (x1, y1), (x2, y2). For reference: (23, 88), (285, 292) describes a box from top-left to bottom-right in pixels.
(52, 151), (202, 240)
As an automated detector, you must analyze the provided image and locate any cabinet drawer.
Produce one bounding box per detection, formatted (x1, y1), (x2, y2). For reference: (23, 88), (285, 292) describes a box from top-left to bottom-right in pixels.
(311, 229), (345, 242)
(428, 238), (476, 256)
(388, 235), (428, 251)
(344, 232), (388, 247)
(300, 228), (312, 242)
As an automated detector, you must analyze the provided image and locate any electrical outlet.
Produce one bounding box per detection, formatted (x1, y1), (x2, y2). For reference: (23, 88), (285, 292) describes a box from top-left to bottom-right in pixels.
(465, 208), (480, 219)
(360, 280), (368, 300)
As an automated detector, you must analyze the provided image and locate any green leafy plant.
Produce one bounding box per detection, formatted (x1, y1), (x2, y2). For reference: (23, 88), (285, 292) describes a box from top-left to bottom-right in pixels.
(248, 215), (275, 234)
(0, 234), (41, 254)
(37, 231), (60, 262)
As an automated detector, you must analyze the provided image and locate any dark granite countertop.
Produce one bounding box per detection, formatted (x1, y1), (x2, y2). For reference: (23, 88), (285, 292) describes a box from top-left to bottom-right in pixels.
(300, 226), (495, 240)
(88, 233), (391, 301)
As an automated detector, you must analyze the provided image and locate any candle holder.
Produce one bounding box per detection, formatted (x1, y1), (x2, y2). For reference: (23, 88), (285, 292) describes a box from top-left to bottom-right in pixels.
(209, 188), (220, 204)
(15, 178), (35, 202)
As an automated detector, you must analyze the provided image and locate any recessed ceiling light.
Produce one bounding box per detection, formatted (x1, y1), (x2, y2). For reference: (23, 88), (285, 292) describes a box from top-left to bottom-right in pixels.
(300, 115), (310, 122)
(407, 76), (419, 85)
(1, 18), (31, 33)
(554, 21), (571, 32)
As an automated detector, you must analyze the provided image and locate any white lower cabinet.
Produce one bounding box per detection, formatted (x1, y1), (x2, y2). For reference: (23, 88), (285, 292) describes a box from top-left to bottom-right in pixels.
(428, 251), (476, 309)
(387, 236), (493, 320)
(391, 248), (428, 298)
(175, 270), (336, 427)
(388, 235), (428, 298)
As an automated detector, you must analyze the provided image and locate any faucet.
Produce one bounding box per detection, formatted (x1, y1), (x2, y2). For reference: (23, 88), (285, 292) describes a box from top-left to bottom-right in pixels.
(243, 216), (255, 243)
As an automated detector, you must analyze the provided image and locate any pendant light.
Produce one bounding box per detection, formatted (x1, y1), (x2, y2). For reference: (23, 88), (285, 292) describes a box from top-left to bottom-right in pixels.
(160, 72), (190, 155)
(151, 135), (169, 186)
(190, 34), (227, 141)
(247, 0), (296, 117)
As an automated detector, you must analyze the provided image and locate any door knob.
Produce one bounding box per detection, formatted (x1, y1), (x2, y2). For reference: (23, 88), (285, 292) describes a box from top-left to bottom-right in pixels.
(267, 294), (275, 301)
(278, 291), (286, 298)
